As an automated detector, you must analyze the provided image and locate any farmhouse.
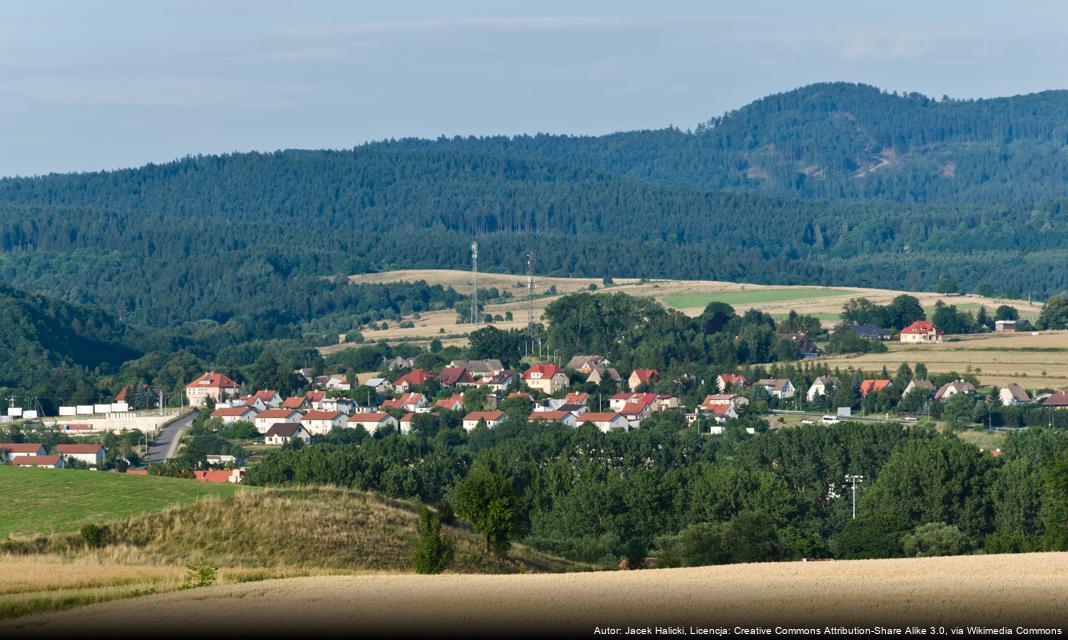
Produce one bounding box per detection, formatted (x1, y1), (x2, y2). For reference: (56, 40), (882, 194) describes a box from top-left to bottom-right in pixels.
(859, 379), (893, 397)
(210, 406), (258, 425)
(348, 412), (399, 434)
(806, 376), (840, 402)
(0, 443), (46, 461)
(462, 410), (506, 431)
(1000, 383), (1031, 406)
(935, 380), (976, 401)
(757, 378), (796, 400)
(55, 444), (105, 466)
(185, 372), (240, 408)
(900, 320), (943, 343)
(523, 363), (569, 394)
(254, 408), (304, 433)
(628, 369), (660, 391)
(301, 410), (347, 435)
(13, 455), (64, 469)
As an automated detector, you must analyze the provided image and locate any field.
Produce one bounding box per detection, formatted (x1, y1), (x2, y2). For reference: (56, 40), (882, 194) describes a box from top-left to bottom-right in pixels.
(333, 269), (1038, 350)
(8, 552), (1068, 633)
(818, 330), (1068, 388)
(0, 467), (247, 538)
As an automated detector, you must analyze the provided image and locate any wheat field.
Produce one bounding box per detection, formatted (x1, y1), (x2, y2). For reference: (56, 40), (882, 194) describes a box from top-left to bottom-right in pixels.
(8, 552), (1068, 634)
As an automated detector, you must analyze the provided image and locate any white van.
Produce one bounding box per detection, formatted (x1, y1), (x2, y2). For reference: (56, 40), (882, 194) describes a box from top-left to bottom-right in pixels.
(820, 415), (840, 424)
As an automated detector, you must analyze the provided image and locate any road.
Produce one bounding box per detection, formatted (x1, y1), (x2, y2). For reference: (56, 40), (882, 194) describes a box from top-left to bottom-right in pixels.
(143, 410), (197, 464)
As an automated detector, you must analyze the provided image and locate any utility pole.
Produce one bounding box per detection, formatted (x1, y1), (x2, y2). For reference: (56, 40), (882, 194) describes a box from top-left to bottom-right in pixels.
(845, 474), (864, 519)
(526, 249), (536, 355)
(470, 241), (479, 325)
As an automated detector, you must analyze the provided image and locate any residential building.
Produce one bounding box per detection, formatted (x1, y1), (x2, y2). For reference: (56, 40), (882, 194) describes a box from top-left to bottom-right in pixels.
(347, 412), (400, 434)
(482, 370), (516, 392)
(301, 410), (347, 435)
(715, 373), (750, 393)
(385, 356), (415, 371)
(935, 380), (976, 401)
(210, 406), (258, 425)
(609, 392), (656, 412)
(437, 366), (475, 387)
(185, 372), (240, 408)
(903, 379), (936, 396)
(587, 366), (622, 387)
(55, 444), (105, 466)
(363, 378), (394, 395)
(565, 355), (610, 374)
(254, 409), (304, 433)
(399, 413), (416, 434)
(448, 359), (505, 379)
(757, 378), (796, 400)
(576, 411), (628, 432)
(393, 369), (434, 392)
(1043, 392), (1068, 409)
(628, 369), (660, 391)
(522, 363), (569, 394)
(434, 394), (466, 412)
(701, 403), (739, 422)
(999, 384), (1031, 406)
(701, 394), (748, 412)
(281, 396), (310, 411)
(13, 455), (64, 469)
(194, 468), (244, 483)
(0, 443), (46, 462)
(253, 390), (282, 408)
(900, 320), (943, 343)
(806, 376), (840, 402)
(381, 392), (429, 413)
(527, 410), (578, 427)
(206, 454), (238, 466)
(859, 379), (893, 397)
(462, 410), (506, 431)
(995, 320), (1017, 333)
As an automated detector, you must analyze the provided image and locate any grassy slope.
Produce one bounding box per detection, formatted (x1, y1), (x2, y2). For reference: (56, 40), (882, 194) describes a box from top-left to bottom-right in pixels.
(0, 467), (247, 538)
(660, 287), (852, 309)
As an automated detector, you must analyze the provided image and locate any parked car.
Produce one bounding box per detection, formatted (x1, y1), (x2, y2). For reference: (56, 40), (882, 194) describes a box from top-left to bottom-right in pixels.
(902, 416), (918, 423)
(821, 415), (840, 424)
(800, 418), (816, 425)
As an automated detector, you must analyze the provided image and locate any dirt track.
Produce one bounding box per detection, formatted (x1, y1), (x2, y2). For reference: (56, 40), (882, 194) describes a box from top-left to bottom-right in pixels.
(8, 553), (1068, 636)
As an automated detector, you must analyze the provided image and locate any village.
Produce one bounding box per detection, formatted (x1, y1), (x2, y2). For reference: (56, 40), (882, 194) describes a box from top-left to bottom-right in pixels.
(3, 315), (1064, 481)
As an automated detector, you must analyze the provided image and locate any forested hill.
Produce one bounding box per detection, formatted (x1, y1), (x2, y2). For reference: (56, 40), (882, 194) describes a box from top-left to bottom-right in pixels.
(376, 82), (1068, 203)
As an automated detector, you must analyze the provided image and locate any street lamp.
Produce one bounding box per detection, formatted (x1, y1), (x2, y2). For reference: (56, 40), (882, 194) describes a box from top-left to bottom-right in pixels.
(845, 474), (864, 519)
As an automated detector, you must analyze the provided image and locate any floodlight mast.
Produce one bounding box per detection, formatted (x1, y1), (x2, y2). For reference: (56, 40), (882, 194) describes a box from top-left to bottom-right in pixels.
(845, 474), (864, 519)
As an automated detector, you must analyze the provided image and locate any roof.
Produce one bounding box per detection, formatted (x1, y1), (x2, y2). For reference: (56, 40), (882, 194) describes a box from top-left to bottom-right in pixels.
(347, 412), (392, 423)
(282, 396), (306, 409)
(935, 380), (976, 399)
(702, 394), (740, 406)
(757, 378), (791, 391)
(302, 410), (344, 421)
(434, 394), (465, 409)
(907, 379), (936, 391)
(437, 366), (473, 385)
(705, 404), (735, 417)
(812, 376), (840, 386)
(1044, 392), (1068, 406)
(718, 373), (750, 385)
(578, 412), (622, 423)
(523, 363), (565, 379)
(363, 377), (388, 386)
(400, 412), (415, 423)
(393, 369), (434, 386)
(619, 403), (649, 416)
(55, 444), (103, 454)
(13, 455), (62, 466)
(630, 369), (659, 383)
(186, 372), (239, 389)
(463, 411), (505, 422)
(449, 359), (504, 373)
(565, 355), (607, 370)
(859, 379), (893, 396)
(564, 392), (590, 405)
(0, 443), (45, 453)
(256, 408), (301, 420)
(588, 366), (623, 383)
(528, 410), (573, 421)
(305, 390), (326, 402)
(264, 422), (305, 438)
(901, 320), (942, 335)
(1003, 383), (1030, 402)
(254, 390), (279, 401)
(194, 470), (234, 483)
(211, 406), (256, 417)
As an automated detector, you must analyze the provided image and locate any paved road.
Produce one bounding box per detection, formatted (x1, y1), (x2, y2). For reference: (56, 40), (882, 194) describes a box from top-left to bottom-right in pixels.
(143, 410), (197, 464)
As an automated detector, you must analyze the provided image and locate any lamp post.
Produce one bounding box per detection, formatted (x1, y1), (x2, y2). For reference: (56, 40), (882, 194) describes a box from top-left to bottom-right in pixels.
(845, 474), (864, 519)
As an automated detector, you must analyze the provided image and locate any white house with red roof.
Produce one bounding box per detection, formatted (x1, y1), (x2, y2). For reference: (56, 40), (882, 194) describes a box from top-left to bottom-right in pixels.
(576, 411), (629, 432)
(301, 410), (347, 435)
(13, 454), (64, 469)
(609, 392), (657, 412)
(393, 369), (434, 393)
(210, 406), (258, 425)
(701, 403), (739, 422)
(522, 364), (569, 395)
(0, 443), (46, 462)
(56, 444), (105, 466)
(716, 373), (750, 392)
(702, 394), (749, 411)
(628, 369), (660, 392)
(527, 410), (578, 427)
(253, 390), (282, 408)
(462, 410), (505, 431)
(347, 412), (400, 434)
(282, 396), (310, 411)
(859, 379), (893, 397)
(900, 320), (943, 343)
(434, 394), (466, 412)
(381, 392), (429, 413)
(185, 372), (240, 408)
(254, 409), (304, 433)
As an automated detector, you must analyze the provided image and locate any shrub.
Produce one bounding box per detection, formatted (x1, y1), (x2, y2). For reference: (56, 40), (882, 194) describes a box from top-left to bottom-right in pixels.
(80, 523), (108, 548)
(901, 522), (969, 557)
(832, 510), (910, 559)
(183, 562), (218, 589)
(412, 509), (453, 574)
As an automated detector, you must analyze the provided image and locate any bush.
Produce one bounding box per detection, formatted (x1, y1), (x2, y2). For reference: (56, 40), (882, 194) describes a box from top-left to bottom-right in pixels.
(833, 510), (910, 559)
(183, 562), (218, 589)
(80, 523), (108, 548)
(412, 509), (453, 574)
(901, 522), (969, 557)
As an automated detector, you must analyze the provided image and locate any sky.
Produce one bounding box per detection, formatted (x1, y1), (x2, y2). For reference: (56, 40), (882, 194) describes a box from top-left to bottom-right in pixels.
(3, 0), (1068, 177)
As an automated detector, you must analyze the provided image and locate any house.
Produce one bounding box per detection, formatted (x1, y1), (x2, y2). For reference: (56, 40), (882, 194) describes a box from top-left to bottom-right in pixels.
(55, 444), (105, 466)
(194, 468), (244, 483)
(1000, 383), (1031, 407)
(320, 397), (356, 414)
(235, 395), (267, 412)
(385, 356), (415, 371)
(281, 396), (310, 411)
(619, 402), (652, 427)
(363, 377), (394, 395)
(1043, 392), (1068, 409)
(253, 409), (303, 433)
(347, 412), (400, 434)
(462, 410), (506, 431)
(715, 373), (750, 393)
(563, 392), (590, 407)
(587, 366), (623, 387)
(859, 379), (893, 397)
(806, 376), (840, 402)
(609, 392), (656, 412)
(844, 324), (891, 341)
(903, 379), (936, 396)
(381, 392), (429, 413)
(565, 355), (610, 374)
(206, 454), (238, 466)
(304, 390), (327, 409)
(757, 378), (796, 400)
(900, 320), (943, 343)
(935, 380), (976, 401)
(320, 375), (352, 391)
(301, 410), (347, 435)
(527, 410), (578, 427)
(522, 363), (569, 394)
(185, 372), (240, 408)
(398, 413), (416, 434)
(434, 394), (466, 412)
(210, 406), (258, 425)
(253, 390), (282, 408)
(0, 443), (46, 462)
(437, 366), (475, 387)
(701, 403), (739, 422)
(702, 394), (749, 412)
(482, 370), (516, 392)
(654, 394), (680, 412)
(393, 369), (434, 393)
(115, 383), (154, 406)
(628, 369), (660, 392)
(577, 411), (629, 433)
(13, 455), (64, 469)
(782, 333), (821, 357)
(448, 359), (505, 379)
(995, 320), (1017, 333)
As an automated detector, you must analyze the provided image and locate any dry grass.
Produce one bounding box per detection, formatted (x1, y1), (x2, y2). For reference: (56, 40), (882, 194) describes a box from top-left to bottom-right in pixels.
(818, 330), (1068, 387)
(330, 269), (1039, 350)
(9, 552), (1068, 633)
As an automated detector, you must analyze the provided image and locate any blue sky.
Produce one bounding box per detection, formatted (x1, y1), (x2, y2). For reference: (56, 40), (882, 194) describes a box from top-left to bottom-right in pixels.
(3, 0), (1068, 177)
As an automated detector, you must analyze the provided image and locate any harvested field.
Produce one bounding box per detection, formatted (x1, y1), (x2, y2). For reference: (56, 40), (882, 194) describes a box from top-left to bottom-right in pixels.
(8, 552), (1068, 634)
